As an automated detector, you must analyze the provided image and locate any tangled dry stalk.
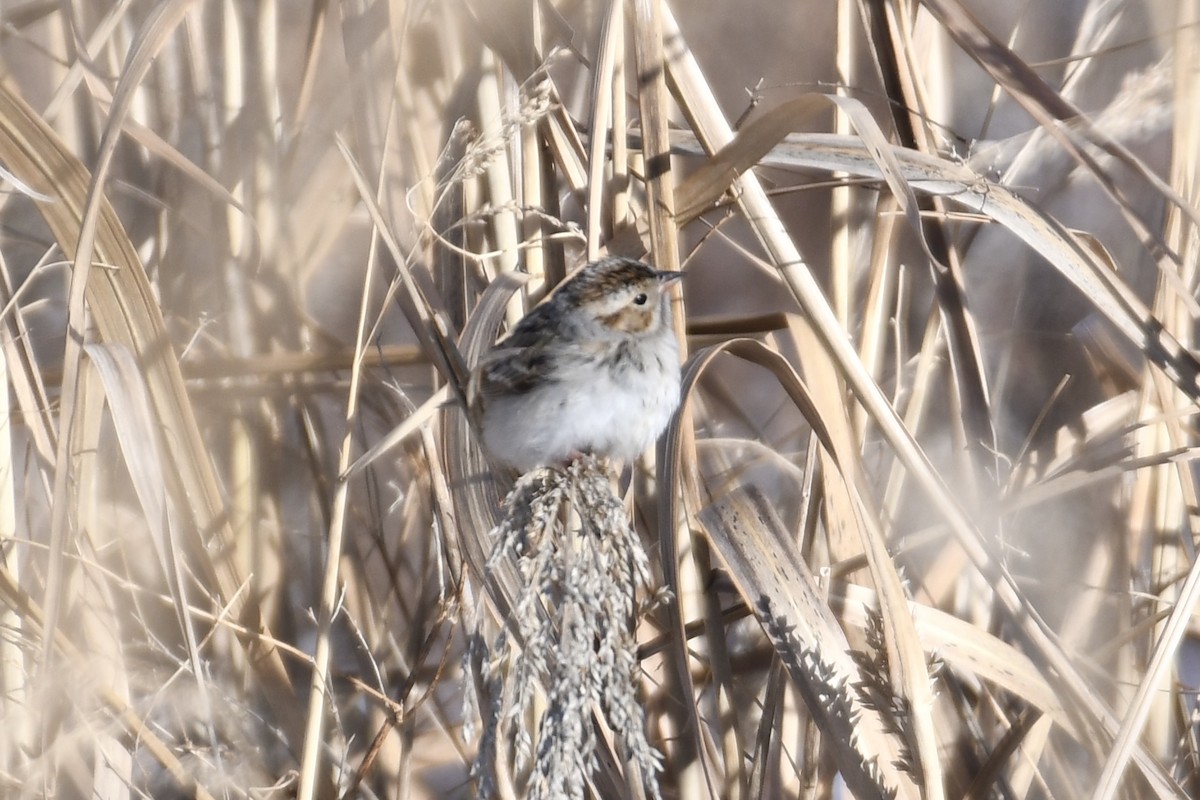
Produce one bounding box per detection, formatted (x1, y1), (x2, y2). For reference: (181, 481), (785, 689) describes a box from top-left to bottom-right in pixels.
(1, 1), (1200, 798)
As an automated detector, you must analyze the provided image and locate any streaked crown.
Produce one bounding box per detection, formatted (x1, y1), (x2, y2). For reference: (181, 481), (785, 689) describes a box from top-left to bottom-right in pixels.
(555, 256), (682, 337)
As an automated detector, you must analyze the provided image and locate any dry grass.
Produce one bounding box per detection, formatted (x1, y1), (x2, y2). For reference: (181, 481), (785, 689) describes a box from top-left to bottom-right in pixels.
(1, 1), (1199, 798)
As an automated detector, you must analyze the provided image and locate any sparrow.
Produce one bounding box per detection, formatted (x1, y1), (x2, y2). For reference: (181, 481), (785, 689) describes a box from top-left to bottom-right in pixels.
(469, 256), (683, 472)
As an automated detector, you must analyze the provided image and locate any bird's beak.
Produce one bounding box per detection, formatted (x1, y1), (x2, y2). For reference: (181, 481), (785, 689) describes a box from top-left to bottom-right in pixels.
(655, 270), (685, 285)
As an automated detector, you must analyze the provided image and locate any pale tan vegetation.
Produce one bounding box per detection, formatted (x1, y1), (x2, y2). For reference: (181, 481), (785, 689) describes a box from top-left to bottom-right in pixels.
(1, 1), (1199, 798)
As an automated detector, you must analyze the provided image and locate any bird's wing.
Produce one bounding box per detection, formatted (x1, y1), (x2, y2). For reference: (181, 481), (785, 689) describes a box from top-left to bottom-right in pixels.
(473, 339), (556, 398)
(469, 302), (569, 398)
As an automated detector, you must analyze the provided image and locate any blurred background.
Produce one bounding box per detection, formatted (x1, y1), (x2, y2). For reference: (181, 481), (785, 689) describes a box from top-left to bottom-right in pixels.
(0, 0), (1198, 797)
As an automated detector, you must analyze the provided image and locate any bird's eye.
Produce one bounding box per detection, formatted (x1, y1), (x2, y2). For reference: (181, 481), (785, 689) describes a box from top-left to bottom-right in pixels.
(633, 293), (648, 306)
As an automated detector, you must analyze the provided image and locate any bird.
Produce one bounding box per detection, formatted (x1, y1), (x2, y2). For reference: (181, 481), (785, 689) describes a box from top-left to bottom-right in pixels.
(469, 256), (684, 473)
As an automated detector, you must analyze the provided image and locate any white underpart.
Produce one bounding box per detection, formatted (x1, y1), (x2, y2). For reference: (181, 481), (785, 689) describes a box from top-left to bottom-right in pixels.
(481, 330), (680, 471)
